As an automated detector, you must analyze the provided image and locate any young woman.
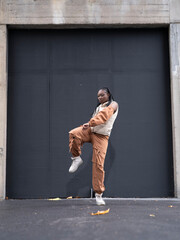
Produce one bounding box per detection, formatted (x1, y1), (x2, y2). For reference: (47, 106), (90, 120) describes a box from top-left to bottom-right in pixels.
(68, 87), (118, 205)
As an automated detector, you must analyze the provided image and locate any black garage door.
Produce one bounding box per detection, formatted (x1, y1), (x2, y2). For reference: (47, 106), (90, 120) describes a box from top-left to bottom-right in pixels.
(6, 28), (174, 199)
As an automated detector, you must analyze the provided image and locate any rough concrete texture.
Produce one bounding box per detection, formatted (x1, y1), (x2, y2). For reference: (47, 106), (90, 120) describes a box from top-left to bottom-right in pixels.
(0, 198), (180, 240)
(170, 0), (180, 23)
(170, 24), (180, 197)
(0, 25), (7, 200)
(0, 0), (170, 25)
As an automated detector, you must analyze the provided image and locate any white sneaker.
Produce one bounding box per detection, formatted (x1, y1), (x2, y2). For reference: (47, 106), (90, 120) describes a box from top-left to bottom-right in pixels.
(69, 156), (83, 173)
(95, 193), (106, 206)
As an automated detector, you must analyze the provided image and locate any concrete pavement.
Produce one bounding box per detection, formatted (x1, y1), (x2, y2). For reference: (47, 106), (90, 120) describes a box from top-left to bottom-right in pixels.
(0, 198), (180, 240)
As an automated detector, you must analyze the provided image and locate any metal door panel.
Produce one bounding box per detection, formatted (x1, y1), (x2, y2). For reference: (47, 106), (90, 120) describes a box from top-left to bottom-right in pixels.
(6, 29), (174, 198)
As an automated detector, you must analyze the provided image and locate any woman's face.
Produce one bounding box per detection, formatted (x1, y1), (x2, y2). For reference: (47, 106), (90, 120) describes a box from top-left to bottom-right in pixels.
(97, 89), (110, 104)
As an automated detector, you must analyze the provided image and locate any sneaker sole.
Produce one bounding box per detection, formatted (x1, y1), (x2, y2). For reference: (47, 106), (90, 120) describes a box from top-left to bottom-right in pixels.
(96, 203), (106, 206)
(96, 201), (106, 206)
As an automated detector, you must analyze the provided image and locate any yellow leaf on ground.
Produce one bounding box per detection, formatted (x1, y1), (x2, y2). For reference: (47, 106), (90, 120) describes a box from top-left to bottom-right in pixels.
(48, 198), (61, 201)
(67, 196), (73, 199)
(91, 208), (110, 216)
(149, 214), (155, 217)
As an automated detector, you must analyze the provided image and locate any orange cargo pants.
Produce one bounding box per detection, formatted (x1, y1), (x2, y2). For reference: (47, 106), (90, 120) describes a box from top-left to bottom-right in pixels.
(69, 126), (109, 194)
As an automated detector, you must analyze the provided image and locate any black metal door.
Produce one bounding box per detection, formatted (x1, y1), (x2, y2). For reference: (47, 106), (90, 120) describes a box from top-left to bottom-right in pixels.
(7, 28), (174, 198)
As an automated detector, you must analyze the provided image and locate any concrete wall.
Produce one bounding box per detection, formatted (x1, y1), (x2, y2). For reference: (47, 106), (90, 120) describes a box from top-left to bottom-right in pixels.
(0, 25), (7, 199)
(0, 0), (180, 199)
(0, 0), (171, 25)
(170, 23), (180, 197)
(170, 0), (180, 23)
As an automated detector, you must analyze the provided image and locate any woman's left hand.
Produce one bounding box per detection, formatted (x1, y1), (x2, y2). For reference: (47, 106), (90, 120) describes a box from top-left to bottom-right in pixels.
(83, 123), (90, 129)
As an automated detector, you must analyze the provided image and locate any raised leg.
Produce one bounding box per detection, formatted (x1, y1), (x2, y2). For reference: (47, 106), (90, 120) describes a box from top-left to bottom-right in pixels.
(69, 126), (91, 157)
